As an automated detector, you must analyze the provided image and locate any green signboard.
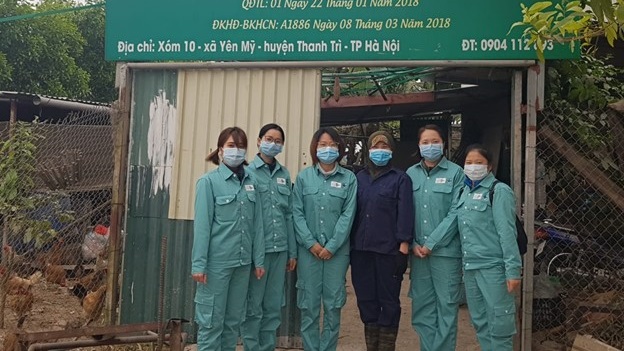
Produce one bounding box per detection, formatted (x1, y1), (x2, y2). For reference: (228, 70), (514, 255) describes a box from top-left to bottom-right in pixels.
(105, 0), (578, 62)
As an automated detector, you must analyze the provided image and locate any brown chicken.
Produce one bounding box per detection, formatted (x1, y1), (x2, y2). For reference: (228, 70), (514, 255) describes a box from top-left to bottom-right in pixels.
(3, 271), (41, 328)
(79, 269), (107, 292)
(43, 264), (67, 287)
(34, 239), (65, 267)
(7, 286), (35, 328)
(4, 271), (42, 293)
(81, 284), (107, 325)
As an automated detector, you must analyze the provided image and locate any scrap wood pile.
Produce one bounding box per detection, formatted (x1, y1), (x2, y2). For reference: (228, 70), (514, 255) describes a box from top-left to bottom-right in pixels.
(534, 290), (624, 350)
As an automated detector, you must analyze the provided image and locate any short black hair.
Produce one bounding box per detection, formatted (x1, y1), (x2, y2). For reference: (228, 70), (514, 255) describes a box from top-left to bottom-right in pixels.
(309, 127), (346, 165)
(258, 123), (285, 141)
(417, 124), (445, 143)
(465, 144), (491, 163)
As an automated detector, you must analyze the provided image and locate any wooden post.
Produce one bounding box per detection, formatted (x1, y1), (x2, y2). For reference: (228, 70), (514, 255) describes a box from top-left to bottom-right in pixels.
(521, 66), (538, 351)
(105, 63), (132, 324)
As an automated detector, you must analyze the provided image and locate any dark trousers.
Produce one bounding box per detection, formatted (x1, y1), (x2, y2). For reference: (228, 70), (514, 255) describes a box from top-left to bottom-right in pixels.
(350, 250), (403, 328)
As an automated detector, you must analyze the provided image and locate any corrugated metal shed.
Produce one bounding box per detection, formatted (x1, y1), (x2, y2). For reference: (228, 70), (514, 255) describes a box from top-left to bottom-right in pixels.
(169, 69), (321, 220)
(120, 70), (196, 328)
(120, 68), (321, 341)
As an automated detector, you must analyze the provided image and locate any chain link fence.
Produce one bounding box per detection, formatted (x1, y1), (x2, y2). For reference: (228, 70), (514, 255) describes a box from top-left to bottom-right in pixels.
(0, 106), (113, 340)
(532, 101), (624, 350)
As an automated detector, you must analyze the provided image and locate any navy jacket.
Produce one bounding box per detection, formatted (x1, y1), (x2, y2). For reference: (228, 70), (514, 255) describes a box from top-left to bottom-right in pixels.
(350, 167), (415, 255)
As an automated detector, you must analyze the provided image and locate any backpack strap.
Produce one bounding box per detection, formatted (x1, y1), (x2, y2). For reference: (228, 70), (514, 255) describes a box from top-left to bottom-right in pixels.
(489, 180), (500, 205)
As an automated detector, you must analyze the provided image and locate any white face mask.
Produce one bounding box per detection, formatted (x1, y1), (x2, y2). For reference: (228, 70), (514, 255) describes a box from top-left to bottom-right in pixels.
(464, 164), (489, 181)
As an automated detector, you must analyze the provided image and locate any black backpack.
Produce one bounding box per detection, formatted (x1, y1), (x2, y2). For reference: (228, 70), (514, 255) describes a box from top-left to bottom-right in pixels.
(460, 180), (528, 255)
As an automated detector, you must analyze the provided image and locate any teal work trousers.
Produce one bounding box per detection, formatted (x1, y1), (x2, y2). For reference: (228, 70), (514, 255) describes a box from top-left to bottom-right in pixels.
(241, 251), (288, 351)
(464, 266), (517, 351)
(296, 247), (349, 351)
(195, 264), (251, 351)
(410, 255), (462, 351)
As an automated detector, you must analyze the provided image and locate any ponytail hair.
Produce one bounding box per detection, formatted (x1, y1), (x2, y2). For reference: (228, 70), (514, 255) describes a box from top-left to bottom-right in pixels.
(205, 127), (248, 165)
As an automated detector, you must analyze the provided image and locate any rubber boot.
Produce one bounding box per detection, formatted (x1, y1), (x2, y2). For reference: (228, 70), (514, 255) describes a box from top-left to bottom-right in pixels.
(365, 323), (380, 351)
(378, 327), (398, 351)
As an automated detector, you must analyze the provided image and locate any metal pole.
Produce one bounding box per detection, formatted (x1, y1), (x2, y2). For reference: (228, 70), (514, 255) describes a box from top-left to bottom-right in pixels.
(511, 70), (524, 351)
(157, 236), (168, 351)
(521, 65), (539, 351)
(106, 63), (132, 324)
(126, 60), (536, 70)
(511, 70), (523, 215)
(169, 319), (186, 351)
(26, 333), (181, 351)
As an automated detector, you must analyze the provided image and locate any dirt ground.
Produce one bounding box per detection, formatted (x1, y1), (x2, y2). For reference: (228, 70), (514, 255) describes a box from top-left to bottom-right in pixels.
(291, 269), (481, 351)
(0, 279), (87, 333)
(0, 269), (480, 351)
(0, 278), (103, 350)
(238, 268), (480, 351)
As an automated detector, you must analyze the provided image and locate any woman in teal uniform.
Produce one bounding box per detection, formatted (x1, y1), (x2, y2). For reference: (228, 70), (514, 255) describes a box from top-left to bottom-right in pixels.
(242, 123), (297, 351)
(191, 127), (266, 351)
(406, 125), (464, 351)
(421, 144), (522, 351)
(293, 127), (357, 351)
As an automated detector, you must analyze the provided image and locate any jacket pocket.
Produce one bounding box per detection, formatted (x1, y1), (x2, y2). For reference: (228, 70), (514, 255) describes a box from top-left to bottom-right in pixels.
(302, 187), (318, 196)
(215, 195), (237, 222)
(194, 294), (215, 328)
(378, 187), (397, 203)
(278, 185), (291, 208)
(471, 199), (489, 212)
(247, 192), (256, 202)
(491, 302), (517, 337)
(278, 186), (291, 196)
(432, 182), (453, 194)
(328, 188), (347, 199)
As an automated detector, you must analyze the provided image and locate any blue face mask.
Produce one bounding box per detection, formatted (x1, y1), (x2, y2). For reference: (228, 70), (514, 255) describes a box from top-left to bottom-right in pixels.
(259, 140), (283, 158)
(369, 149), (392, 166)
(222, 147), (246, 167)
(316, 147), (339, 164)
(419, 143), (444, 162)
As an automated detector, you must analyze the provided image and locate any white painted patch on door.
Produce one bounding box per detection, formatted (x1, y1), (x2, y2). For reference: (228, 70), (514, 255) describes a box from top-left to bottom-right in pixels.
(147, 90), (177, 196)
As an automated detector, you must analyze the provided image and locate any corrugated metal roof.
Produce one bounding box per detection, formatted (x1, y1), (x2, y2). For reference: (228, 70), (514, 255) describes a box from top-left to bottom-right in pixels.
(168, 68), (321, 221)
(0, 91), (111, 110)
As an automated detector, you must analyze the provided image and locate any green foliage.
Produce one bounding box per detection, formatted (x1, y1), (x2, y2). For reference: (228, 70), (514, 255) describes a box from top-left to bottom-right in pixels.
(512, 0), (624, 60)
(72, 1), (116, 102)
(0, 120), (74, 248)
(544, 54), (624, 173)
(0, 0), (89, 97)
(0, 0), (115, 102)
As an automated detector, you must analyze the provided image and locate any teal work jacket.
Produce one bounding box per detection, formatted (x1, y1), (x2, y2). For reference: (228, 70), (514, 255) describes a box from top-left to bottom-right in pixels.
(292, 164), (357, 256)
(192, 163), (265, 273)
